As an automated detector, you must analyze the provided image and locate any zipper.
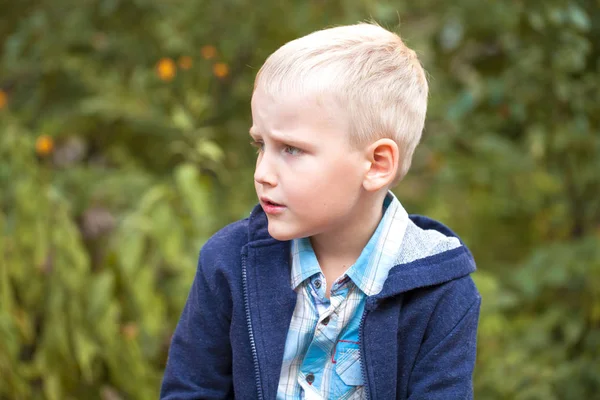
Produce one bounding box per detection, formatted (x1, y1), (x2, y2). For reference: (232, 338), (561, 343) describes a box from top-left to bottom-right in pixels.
(359, 306), (372, 400)
(242, 251), (265, 400)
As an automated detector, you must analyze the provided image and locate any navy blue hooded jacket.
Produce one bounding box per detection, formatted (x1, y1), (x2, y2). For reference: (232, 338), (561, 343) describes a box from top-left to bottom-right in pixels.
(161, 204), (481, 399)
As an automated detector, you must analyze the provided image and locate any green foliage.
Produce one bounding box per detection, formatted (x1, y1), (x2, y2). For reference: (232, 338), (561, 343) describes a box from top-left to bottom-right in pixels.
(1, 0), (599, 398)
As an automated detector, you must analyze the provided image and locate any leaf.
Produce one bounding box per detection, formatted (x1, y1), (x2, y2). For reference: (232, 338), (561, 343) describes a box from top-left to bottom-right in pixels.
(196, 139), (224, 163)
(439, 17), (464, 52)
(171, 105), (194, 131)
(568, 4), (590, 31)
(174, 163), (212, 225)
(117, 223), (146, 276)
(73, 330), (99, 382)
(43, 373), (62, 400)
(447, 90), (475, 121)
(87, 271), (115, 319)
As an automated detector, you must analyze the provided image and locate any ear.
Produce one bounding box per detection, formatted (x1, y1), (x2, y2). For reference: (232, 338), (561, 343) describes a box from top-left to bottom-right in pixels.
(362, 138), (399, 192)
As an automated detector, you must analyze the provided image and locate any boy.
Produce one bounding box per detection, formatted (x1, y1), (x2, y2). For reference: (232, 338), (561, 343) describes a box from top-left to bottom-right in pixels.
(161, 23), (480, 400)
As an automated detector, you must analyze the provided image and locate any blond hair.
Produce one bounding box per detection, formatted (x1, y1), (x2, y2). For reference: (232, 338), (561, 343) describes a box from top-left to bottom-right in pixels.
(254, 22), (429, 182)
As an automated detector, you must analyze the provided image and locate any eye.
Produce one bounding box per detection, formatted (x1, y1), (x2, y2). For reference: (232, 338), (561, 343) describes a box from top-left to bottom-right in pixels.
(283, 145), (302, 156)
(250, 140), (264, 153)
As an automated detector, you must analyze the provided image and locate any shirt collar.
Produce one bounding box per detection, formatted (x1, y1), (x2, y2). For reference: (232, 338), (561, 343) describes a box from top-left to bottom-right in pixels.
(290, 236), (322, 289)
(290, 191), (409, 295)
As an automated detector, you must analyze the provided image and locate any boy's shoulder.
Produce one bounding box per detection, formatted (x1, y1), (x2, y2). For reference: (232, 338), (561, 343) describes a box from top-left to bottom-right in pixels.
(198, 204), (270, 269)
(200, 216), (250, 263)
(205, 216), (250, 249)
(192, 216), (252, 288)
(373, 212), (479, 302)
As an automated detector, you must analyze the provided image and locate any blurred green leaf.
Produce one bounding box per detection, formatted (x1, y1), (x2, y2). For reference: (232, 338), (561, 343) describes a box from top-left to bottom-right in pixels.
(1, 0), (599, 398)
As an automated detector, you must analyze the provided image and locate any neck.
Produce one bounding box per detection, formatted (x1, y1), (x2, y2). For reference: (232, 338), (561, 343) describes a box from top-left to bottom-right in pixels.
(309, 190), (387, 274)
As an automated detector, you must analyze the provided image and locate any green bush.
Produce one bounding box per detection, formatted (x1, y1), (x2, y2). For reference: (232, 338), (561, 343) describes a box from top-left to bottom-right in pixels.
(1, 0), (598, 398)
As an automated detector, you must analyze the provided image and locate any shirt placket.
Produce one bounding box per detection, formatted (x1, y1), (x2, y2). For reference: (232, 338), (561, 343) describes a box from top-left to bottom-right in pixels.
(297, 274), (349, 398)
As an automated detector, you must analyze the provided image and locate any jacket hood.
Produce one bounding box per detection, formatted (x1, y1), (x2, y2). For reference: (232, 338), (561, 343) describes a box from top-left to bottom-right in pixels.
(246, 204), (476, 300)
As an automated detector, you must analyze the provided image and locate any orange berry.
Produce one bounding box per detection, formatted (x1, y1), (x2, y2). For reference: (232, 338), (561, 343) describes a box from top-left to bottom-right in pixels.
(122, 323), (139, 340)
(201, 45), (216, 60)
(498, 104), (510, 119)
(428, 152), (444, 173)
(91, 32), (109, 51)
(156, 57), (176, 81)
(213, 63), (229, 79)
(36, 135), (54, 156)
(178, 56), (193, 70)
(0, 90), (7, 109)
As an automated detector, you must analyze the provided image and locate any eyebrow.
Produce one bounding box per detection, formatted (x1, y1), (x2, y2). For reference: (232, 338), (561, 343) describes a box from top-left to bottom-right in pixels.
(249, 127), (313, 150)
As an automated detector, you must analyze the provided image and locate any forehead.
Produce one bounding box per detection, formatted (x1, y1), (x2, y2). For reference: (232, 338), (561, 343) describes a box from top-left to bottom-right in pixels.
(250, 87), (348, 140)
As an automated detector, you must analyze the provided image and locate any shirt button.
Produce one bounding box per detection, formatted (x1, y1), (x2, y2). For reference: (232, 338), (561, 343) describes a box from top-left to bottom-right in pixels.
(314, 279), (322, 289)
(321, 316), (330, 325)
(306, 373), (315, 384)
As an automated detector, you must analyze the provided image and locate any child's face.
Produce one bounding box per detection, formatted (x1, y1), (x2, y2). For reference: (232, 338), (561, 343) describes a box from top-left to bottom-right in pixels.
(250, 87), (369, 241)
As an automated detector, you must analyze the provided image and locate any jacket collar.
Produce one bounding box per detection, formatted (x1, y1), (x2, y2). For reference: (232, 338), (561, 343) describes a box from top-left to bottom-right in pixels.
(246, 204), (476, 299)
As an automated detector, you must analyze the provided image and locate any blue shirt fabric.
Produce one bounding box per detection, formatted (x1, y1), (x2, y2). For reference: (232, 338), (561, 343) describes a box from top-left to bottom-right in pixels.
(277, 192), (409, 399)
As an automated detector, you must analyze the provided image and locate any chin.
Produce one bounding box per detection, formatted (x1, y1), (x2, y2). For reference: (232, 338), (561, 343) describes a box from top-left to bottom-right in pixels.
(267, 224), (303, 241)
(267, 227), (295, 241)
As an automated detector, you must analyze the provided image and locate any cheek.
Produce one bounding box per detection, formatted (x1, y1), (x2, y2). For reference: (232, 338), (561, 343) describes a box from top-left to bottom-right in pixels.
(322, 157), (364, 189)
(282, 154), (362, 200)
(294, 169), (360, 211)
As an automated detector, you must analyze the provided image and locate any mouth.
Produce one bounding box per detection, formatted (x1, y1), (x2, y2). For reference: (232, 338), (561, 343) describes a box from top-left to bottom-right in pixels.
(260, 197), (286, 214)
(261, 198), (283, 206)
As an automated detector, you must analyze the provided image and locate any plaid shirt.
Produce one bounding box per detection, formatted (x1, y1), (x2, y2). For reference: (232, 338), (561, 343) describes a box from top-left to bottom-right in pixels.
(277, 192), (409, 400)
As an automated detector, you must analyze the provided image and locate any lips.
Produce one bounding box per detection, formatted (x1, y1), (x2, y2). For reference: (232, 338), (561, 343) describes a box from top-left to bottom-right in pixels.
(260, 196), (282, 206)
(260, 197), (286, 215)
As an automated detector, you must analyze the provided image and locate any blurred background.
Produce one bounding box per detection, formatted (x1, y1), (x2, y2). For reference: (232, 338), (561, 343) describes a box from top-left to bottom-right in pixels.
(1, 0), (599, 399)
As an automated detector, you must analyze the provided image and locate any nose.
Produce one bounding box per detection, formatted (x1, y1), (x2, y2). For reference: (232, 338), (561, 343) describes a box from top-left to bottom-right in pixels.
(254, 152), (277, 187)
